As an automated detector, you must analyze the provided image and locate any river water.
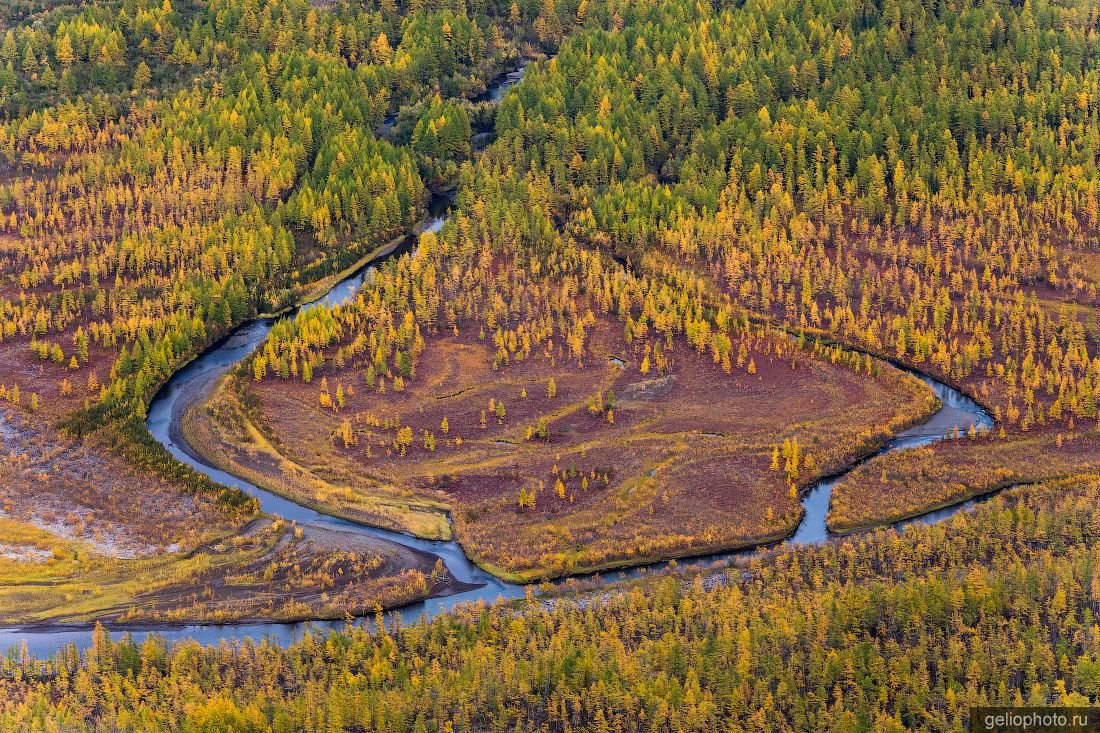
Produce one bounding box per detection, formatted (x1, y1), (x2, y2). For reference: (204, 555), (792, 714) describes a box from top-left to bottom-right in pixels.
(0, 65), (995, 659)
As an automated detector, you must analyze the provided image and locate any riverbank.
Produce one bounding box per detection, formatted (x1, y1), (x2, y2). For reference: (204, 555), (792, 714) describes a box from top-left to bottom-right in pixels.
(0, 347), (997, 656)
(183, 295), (939, 583)
(180, 372), (453, 540)
(260, 234), (413, 320)
(257, 195), (452, 321)
(0, 512), (472, 630)
(5, 522), (477, 633)
(828, 428), (1100, 534)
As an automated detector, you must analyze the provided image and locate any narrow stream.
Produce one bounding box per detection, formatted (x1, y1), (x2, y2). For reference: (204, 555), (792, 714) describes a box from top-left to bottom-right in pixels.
(0, 64), (995, 658)
(0, 274), (996, 658)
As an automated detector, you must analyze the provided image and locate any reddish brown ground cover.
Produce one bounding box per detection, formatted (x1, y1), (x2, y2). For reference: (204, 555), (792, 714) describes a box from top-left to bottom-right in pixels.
(192, 317), (935, 580)
(0, 405), (460, 625)
(829, 428), (1100, 533)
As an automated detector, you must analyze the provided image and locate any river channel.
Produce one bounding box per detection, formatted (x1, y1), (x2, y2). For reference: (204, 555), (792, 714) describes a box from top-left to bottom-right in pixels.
(0, 63), (995, 658)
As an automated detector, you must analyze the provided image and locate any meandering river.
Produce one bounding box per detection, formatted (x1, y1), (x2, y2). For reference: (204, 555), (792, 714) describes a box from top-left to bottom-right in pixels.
(0, 65), (995, 658)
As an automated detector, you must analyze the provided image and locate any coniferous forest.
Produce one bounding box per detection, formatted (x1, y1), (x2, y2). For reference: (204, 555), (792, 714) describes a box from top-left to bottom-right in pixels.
(0, 0), (1099, 729)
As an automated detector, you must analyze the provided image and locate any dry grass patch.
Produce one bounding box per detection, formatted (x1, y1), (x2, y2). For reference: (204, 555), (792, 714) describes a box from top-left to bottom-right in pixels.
(829, 429), (1100, 533)
(197, 318), (935, 580)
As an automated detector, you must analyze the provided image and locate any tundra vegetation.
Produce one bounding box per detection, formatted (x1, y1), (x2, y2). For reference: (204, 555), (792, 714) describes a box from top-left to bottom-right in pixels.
(0, 0), (566, 623)
(3, 475), (1100, 731)
(1, 0), (1100, 727)
(201, 0), (1100, 579)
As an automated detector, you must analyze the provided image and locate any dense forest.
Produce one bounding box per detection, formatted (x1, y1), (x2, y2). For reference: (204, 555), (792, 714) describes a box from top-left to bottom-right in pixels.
(3, 475), (1100, 731)
(254, 0), (1100, 439)
(0, 0), (567, 501)
(1, 0), (1099, 727)
(0, 0), (571, 628)
(225, 0), (1100, 572)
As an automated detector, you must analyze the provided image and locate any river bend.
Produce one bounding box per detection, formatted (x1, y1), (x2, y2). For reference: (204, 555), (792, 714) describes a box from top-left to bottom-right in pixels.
(0, 64), (995, 657)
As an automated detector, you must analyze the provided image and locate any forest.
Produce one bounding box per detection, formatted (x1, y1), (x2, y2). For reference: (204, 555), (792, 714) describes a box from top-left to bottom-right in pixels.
(0, 0), (1098, 727)
(0, 0), (565, 625)
(203, 0), (1100, 575)
(4, 475), (1100, 731)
